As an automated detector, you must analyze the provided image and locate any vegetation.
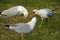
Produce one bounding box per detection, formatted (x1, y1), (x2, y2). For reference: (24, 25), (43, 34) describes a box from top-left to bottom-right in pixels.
(0, 0), (60, 40)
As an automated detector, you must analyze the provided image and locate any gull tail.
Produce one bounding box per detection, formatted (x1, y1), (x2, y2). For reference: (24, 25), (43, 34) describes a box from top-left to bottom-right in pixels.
(0, 11), (2, 16)
(52, 8), (57, 11)
(3, 25), (10, 29)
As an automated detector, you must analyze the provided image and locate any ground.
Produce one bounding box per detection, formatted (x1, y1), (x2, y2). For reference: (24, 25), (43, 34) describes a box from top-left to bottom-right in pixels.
(0, 0), (60, 40)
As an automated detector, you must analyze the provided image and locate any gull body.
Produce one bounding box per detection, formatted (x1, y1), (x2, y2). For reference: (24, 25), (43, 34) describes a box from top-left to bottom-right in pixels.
(3, 17), (36, 34)
(3, 17), (36, 40)
(1, 6), (28, 17)
(33, 8), (56, 18)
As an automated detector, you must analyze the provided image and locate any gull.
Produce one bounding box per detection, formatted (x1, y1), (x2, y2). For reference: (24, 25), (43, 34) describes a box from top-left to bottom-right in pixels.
(32, 8), (56, 27)
(3, 17), (36, 40)
(0, 6), (28, 17)
(0, 6), (29, 23)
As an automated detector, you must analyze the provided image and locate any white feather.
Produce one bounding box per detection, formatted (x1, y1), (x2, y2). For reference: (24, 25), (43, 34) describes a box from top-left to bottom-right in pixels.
(8, 17), (37, 33)
(33, 8), (55, 18)
(1, 6), (28, 17)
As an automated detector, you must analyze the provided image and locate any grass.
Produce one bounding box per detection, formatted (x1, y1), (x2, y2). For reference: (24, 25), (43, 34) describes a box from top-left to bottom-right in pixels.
(0, 0), (60, 40)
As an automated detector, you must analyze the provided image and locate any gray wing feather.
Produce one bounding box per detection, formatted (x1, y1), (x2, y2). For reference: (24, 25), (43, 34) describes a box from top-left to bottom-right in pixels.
(47, 11), (54, 17)
(11, 23), (32, 34)
(45, 9), (54, 17)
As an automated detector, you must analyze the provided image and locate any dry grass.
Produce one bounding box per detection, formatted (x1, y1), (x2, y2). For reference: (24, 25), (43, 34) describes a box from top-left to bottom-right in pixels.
(0, 0), (60, 40)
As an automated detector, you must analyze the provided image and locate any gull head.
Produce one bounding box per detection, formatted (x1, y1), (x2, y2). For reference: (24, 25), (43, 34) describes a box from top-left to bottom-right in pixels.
(32, 9), (38, 14)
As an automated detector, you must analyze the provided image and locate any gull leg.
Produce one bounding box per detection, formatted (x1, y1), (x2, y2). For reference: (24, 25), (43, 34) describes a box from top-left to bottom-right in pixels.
(48, 18), (50, 27)
(40, 18), (43, 27)
(21, 33), (25, 40)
